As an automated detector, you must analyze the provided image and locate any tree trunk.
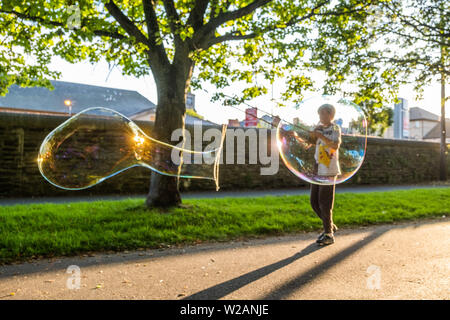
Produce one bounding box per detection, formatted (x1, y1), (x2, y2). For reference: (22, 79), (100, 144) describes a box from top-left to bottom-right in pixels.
(146, 63), (192, 208)
(439, 43), (447, 181)
(439, 66), (447, 181)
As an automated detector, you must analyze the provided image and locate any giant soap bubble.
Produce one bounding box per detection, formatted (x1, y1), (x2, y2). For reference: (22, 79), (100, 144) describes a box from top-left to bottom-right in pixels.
(38, 107), (226, 191)
(276, 95), (367, 185)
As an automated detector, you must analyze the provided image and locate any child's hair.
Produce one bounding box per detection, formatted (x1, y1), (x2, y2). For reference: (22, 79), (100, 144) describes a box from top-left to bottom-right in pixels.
(318, 103), (336, 119)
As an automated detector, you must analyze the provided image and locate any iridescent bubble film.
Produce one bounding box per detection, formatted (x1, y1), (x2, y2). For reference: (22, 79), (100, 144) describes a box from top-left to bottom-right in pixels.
(38, 108), (226, 191)
(276, 95), (367, 185)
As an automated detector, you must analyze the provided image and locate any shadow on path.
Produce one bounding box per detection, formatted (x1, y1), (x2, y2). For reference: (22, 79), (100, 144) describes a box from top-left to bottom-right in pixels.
(260, 227), (387, 299)
(184, 226), (390, 300)
(183, 243), (323, 300)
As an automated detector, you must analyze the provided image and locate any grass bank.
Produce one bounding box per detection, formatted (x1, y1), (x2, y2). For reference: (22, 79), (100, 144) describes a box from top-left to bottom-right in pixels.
(0, 188), (449, 264)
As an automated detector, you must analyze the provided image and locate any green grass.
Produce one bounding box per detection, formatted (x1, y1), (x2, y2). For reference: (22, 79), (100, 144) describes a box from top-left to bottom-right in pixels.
(0, 188), (449, 264)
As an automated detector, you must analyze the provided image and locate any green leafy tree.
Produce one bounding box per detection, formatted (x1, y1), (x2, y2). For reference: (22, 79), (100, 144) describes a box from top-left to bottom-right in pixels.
(365, 0), (449, 178)
(349, 104), (393, 137)
(374, 0), (448, 95)
(354, 90), (394, 137)
(0, 0), (397, 207)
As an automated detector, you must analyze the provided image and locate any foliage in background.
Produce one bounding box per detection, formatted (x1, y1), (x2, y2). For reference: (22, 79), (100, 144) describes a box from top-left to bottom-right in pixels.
(185, 108), (204, 119)
(373, 0), (448, 97)
(0, 0), (405, 106)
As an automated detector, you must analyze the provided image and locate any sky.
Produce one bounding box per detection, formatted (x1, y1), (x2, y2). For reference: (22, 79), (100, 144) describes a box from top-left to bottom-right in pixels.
(50, 56), (449, 125)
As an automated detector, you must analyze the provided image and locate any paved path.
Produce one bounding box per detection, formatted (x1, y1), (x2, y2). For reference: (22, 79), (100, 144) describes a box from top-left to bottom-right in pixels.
(1, 183), (449, 206)
(1, 217), (449, 300)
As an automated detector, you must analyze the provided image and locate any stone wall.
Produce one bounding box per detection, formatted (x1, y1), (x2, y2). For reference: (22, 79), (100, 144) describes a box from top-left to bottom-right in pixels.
(0, 112), (448, 198)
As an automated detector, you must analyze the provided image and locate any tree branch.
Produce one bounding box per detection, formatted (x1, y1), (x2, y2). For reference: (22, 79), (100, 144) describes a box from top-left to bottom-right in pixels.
(161, 0), (182, 44)
(208, 0), (271, 30)
(104, 0), (148, 44)
(368, 53), (450, 76)
(141, 0), (170, 67)
(383, 27), (448, 46)
(142, 0), (160, 45)
(199, 0), (331, 48)
(162, 0), (181, 23)
(0, 8), (127, 40)
(194, 0), (270, 47)
(90, 28), (127, 40)
(406, 12), (448, 35)
(187, 0), (209, 31)
(398, 15), (449, 42)
(207, 32), (257, 46)
(208, 0), (220, 19)
(382, 2), (449, 44)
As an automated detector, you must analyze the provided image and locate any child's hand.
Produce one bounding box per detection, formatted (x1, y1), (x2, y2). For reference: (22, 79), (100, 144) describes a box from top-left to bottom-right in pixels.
(315, 132), (325, 140)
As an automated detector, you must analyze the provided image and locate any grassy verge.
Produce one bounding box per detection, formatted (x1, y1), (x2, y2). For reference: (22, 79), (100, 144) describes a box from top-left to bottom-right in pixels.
(1, 188), (449, 264)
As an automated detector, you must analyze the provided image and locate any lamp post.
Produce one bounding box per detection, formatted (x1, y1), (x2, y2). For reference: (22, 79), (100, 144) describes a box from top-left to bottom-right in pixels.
(64, 99), (72, 116)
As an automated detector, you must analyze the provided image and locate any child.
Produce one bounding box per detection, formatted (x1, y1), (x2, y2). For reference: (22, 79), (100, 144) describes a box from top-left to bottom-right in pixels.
(309, 103), (341, 245)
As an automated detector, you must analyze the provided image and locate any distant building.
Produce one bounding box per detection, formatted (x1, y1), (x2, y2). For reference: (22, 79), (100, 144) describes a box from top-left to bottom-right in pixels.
(272, 115), (281, 128)
(0, 80), (156, 118)
(244, 107), (258, 127)
(186, 92), (196, 111)
(228, 119), (241, 127)
(383, 105), (444, 140)
(394, 98), (409, 139)
(131, 109), (217, 126)
(0, 80), (216, 126)
(383, 98), (409, 139)
(409, 107), (440, 140)
(132, 91), (217, 125)
(129, 108), (156, 122)
(423, 119), (450, 143)
(258, 114), (274, 128)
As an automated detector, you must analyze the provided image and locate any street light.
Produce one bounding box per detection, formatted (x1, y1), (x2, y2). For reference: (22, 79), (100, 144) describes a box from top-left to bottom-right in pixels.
(64, 99), (72, 116)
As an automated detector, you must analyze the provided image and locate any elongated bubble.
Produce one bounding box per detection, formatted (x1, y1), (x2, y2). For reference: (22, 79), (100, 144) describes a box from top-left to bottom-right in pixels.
(38, 107), (226, 191)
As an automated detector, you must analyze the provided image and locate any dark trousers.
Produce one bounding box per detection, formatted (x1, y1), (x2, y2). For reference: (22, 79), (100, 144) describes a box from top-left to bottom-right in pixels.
(310, 183), (335, 234)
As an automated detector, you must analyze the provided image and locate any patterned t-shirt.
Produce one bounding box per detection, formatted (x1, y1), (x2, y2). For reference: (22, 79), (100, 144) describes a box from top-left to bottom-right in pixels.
(314, 123), (342, 176)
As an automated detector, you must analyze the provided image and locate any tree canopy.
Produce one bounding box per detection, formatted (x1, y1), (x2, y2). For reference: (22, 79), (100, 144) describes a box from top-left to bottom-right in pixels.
(0, 0), (399, 105)
(369, 0), (448, 97)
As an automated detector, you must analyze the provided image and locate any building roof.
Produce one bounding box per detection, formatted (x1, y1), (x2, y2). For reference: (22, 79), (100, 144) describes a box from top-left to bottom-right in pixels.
(184, 116), (219, 127)
(423, 119), (450, 139)
(0, 80), (156, 117)
(131, 108), (219, 127)
(409, 107), (439, 122)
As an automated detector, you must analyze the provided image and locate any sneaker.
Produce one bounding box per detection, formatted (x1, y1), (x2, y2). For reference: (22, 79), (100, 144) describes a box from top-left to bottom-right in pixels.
(317, 233), (335, 246)
(316, 232), (325, 243)
(316, 224), (338, 243)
